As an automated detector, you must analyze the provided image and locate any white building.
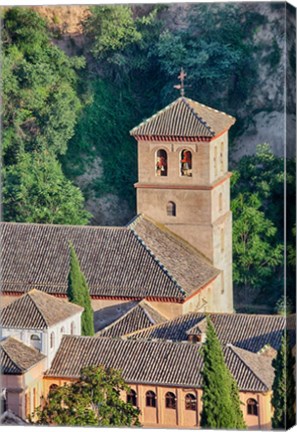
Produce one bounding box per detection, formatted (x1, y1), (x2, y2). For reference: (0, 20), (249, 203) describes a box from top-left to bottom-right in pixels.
(1, 289), (83, 368)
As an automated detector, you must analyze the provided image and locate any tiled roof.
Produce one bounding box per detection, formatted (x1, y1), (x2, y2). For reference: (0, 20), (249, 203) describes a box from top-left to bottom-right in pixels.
(96, 300), (167, 338)
(0, 410), (27, 425)
(130, 97), (235, 139)
(45, 336), (273, 392)
(129, 215), (219, 296)
(0, 219), (218, 300)
(1, 337), (45, 374)
(127, 312), (286, 353)
(1, 289), (83, 330)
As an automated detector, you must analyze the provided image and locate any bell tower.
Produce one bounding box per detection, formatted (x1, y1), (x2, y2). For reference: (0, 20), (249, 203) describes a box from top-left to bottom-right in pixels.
(130, 95), (235, 313)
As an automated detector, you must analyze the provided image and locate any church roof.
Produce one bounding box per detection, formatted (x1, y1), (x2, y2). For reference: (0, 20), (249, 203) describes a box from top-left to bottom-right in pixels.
(130, 97), (235, 140)
(0, 218), (218, 301)
(1, 289), (83, 330)
(126, 312), (286, 353)
(1, 337), (45, 374)
(0, 410), (27, 425)
(45, 336), (274, 392)
(96, 300), (167, 338)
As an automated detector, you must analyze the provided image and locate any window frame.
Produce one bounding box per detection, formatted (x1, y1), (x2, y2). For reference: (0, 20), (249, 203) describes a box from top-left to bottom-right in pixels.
(165, 392), (176, 410)
(146, 390), (156, 408)
(127, 389), (137, 407)
(180, 149), (192, 177)
(185, 393), (197, 411)
(247, 398), (258, 416)
(155, 149), (168, 177)
(167, 201), (176, 217)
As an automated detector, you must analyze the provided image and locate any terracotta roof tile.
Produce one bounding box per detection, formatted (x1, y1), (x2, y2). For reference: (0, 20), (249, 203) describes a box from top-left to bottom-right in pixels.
(1, 337), (45, 374)
(96, 300), (167, 338)
(130, 97), (235, 139)
(129, 215), (219, 295)
(127, 312), (286, 353)
(1, 220), (218, 300)
(1, 289), (83, 330)
(45, 336), (272, 392)
(0, 223), (183, 300)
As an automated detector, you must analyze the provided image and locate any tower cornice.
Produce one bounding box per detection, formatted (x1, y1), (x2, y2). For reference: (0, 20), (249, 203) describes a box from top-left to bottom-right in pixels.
(134, 172), (232, 191)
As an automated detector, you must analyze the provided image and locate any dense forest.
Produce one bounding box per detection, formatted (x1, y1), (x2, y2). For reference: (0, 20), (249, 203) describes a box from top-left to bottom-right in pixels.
(1, 4), (295, 313)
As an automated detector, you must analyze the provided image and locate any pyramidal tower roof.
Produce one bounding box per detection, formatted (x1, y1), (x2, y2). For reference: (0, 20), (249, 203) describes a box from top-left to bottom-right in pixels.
(130, 97), (235, 140)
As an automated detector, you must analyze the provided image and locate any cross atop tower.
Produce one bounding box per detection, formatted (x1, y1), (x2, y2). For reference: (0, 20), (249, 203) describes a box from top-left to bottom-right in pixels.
(174, 68), (187, 97)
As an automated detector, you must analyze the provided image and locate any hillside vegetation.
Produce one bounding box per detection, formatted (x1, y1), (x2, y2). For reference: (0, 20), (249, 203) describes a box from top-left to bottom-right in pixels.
(2, 5), (295, 313)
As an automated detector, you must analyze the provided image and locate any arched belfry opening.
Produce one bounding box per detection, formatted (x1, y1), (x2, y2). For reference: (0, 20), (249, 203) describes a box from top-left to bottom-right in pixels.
(180, 149), (192, 177)
(156, 149), (167, 176)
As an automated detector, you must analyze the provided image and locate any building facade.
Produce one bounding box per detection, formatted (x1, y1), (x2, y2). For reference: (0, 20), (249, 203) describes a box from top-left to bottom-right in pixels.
(1, 289), (83, 368)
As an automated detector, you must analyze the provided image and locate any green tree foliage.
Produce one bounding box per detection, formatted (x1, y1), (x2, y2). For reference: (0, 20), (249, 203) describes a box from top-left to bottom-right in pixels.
(231, 144), (295, 312)
(35, 365), (140, 426)
(275, 296), (294, 316)
(155, 3), (266, 110)
(3, 151), (90, 225)
(67, 243), (94, 336)
(2, 8), (84, 162)
(2, 7), (89, 225)
(63, 80), (140, 210)
(232, 192), (283, 308)
(201, 317), (246, 429)
(271, 331), (296, 429)
(84, 6), (141, 59)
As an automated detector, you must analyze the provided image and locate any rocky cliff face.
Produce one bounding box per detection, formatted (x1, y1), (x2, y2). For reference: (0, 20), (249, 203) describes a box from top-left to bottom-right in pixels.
(33, 4), (295, 225)
(231, 3), (296, 159)
(35, 4), (295, 160)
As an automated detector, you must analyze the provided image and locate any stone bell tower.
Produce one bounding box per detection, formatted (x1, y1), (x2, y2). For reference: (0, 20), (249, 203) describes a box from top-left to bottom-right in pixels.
(130, 95), (236, 313)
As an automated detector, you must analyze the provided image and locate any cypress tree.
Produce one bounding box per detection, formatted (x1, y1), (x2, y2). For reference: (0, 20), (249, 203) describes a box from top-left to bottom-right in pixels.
(200, 316), (246, 429)
(271, 331), (295, 429)
(67, 243), (94, 336)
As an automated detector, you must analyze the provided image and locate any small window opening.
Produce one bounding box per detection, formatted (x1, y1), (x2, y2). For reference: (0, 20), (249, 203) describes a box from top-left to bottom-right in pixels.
(146, 391), (156, 408)
(167, 201), (176, 217)
(165, 392), (176, 409)
(221, 228), (225, 253)
(50, 332), (55, 349)
(247, 399), (258, 416)
(220, 142), (224, 173)
(185, 393), (197, 411)
(127, 389), (137, 406)
(214, 146), (218, 177)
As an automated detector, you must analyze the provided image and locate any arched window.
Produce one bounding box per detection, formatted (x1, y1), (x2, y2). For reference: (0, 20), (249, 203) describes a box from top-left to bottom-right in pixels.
(165, 392), (176, 409)
(49, 384), (58, 393)
(220, 142), (224, 173)
(146, 391), (156, 408)
(214, 146), (218, 177)
(50, 332), (55, 349)
(185, 393), (197, 411)
(61, 327), (65, 334)
(221, 227), (225, 253)
(30, 334), (41, 351)
(219, 193), (223, 212)
(247, 398), (258, 416)
(167, 201), (176, 217)
(156, 149), (167, 176)
(70, 321), (75, 335)
(127, 389), (137, 406)
(180, 149), (192, 177)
